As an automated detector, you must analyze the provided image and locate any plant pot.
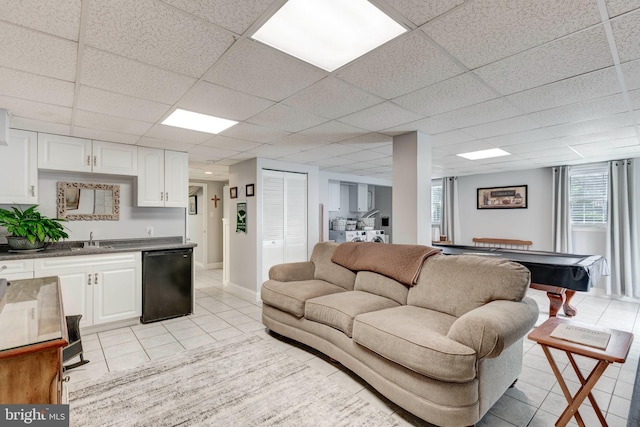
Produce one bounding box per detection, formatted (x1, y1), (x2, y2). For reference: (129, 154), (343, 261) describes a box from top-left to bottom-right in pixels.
(6, 236), (47, 251)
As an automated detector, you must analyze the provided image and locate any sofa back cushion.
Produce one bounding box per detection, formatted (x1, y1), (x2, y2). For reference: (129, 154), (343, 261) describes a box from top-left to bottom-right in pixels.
(407, 254), (530, 318)
(311, 242), (356, 290)
(354, 271), (408, 305)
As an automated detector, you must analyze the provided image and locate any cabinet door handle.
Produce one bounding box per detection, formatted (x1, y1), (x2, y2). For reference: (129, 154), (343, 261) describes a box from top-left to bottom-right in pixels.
(87, 155), (91, 166)
(93, 156), (97, 166)
(1, 265), (7, 270)
(30, 185), (35, 197)
(161, 192), (164, 201)
(95, 273), (99, 284)
(165, 192), (168, 201)
(88, 274), (92, 286)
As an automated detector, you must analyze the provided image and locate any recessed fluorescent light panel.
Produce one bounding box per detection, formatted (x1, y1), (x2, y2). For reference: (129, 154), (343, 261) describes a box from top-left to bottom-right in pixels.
(251, 0), (407, 72)
(457, 148), (511, 160)
(162, 109), (238, 134)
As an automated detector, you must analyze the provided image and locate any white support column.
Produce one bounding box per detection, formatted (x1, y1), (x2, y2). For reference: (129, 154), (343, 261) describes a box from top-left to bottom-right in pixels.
(392, 131), (432, 245)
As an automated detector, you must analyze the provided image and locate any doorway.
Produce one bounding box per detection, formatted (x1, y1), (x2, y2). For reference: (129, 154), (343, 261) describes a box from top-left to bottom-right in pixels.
(187, 183), (208, 269)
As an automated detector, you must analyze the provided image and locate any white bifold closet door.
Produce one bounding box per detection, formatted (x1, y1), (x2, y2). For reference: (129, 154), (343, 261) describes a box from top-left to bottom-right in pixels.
(262, 170), (307, 283)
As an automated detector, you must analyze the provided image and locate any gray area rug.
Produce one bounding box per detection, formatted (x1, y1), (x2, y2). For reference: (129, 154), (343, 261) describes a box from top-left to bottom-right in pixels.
(69, 334), (400, 426)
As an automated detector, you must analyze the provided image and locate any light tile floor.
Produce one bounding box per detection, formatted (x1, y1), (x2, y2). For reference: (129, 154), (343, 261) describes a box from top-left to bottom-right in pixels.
(66, 269), (640, 426)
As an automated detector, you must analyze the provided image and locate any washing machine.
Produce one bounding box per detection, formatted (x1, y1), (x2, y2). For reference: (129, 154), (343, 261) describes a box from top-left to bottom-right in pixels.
(365, 230), (387, 243)
(329, 230), (367, 243)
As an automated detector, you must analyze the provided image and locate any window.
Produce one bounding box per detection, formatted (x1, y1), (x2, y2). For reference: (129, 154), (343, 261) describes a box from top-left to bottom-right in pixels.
(569, 165), (608, 225)
(431, 179), (443, 225)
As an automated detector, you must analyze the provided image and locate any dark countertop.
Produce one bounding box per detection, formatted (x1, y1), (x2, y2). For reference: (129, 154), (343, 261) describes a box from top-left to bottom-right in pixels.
(0, 236), (196, 261)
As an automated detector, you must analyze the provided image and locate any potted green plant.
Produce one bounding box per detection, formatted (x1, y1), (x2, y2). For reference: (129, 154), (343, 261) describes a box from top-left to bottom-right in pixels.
(0, 205), (69, 251)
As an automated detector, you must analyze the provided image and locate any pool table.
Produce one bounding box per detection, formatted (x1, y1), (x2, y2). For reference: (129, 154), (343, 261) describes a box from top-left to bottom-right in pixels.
(432, 244), (609, 317)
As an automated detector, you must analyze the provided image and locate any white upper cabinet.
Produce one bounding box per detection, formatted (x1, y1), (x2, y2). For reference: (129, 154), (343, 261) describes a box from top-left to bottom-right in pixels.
(327, 180), (340, 211)
(0, 129), (38, 204)
(349, 183), (369, 212)
(37, 133), (137, 175)
(136, 147), (188, 207)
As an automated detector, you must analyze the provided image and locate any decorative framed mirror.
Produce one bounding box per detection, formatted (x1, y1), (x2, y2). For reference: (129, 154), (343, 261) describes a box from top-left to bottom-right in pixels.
(57, 182), (120, 221)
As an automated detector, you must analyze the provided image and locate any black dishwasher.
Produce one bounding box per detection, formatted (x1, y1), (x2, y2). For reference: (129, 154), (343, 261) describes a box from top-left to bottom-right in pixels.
(141, 248), (193, 324)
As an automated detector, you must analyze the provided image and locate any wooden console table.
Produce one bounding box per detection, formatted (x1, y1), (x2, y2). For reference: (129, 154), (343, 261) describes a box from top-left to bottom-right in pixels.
(528, 317), (633, 426)
(0, 276), (68, 404)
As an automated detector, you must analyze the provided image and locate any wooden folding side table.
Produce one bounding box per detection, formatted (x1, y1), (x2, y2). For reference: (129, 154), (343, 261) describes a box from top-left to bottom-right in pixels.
(528, 317), (633, 427)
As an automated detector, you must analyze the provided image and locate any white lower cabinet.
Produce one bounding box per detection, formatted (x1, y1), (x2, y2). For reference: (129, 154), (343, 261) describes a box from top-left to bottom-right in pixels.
(0, 259), (34, 281)
(34, 253), (141, 329)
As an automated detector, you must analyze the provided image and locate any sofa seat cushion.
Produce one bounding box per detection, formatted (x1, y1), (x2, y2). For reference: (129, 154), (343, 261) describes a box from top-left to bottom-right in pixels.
(352, 306), (477, 382)
(305, 291), (400, 337)
(261, 279), (346, 318)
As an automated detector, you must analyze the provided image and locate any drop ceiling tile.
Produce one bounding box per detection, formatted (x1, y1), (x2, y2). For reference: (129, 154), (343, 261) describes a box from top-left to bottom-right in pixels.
(521, 146), (586, 160)
(0, 67), (75, 107)
(429, 130), (476, 147)
(271, 134), (331, 150)
(9, 117), (70, 135)
(214, 157), (251, 166)
(557, 125), (637, 145)
(248, 104), (328, 133)
(383, 117), (454, 136)
(86, 0), (235, 77)
(341, 150), (388, 162)
(338, 102), (423, 132)
(302, 143), (362, 158)
(370, 144), (393, 156)
(77, 86), (171, 123)
(504, 139), (566, 154)
(145, 123), (213, 144)
(199, 136), (262, 152)
(246, 144), (305, 158)
(605, 0), (640, 17)
(461, 115), (540, 139)
(309, 156), (357, 167)
(283, 77), (383, 120)
(0, 96), (72, 125)
(136, 136), (197, 152)
(71, 127), (140, 144)
(220, 122), (290, 143)
(205, 39), (326, 102)
(339, 133), (393, 149)
(0, 22), (77, 81)
(336, 31), (463, 99)
(393, 73), (497, 116)
(474, 26), (613, 95)
(81, 47), (196, 104)
(367, 156), (393, 166)
(630, 89), (640, 109)
(622, 59), (640, 90)
(278, 151), (328, 164)
(75, 110), (154, 135)
(484, 128), (556, 147)
(570, 137), (638, 155)
(161, 0), (275, 34)
(544, 112), (633, 137)
(383, 0), (465, 26)
(506, 67), (621, 113)
(423, 0), (601, 68)
(0, 0), (81, 40)
(611, 10), (640, 62)
(299, 121), (367, 142)
(528, 93), (629, 127)
(188, 145), (242, 161)
(430, 98), (522, 129)
(178, 81), (274, 121)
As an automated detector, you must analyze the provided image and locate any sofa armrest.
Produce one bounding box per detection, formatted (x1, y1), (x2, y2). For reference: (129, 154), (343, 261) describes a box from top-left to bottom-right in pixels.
(268, 261), (315, 282)
(447, 297), (539, 359)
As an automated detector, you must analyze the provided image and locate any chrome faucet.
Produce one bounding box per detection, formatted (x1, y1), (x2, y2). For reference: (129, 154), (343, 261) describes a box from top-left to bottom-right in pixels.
(89, 231), (93, 246)
(84, 231), (98, 248)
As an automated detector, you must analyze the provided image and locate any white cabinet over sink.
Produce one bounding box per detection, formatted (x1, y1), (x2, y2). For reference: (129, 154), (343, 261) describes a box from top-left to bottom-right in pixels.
(37, 133), (137, 176)
(0, 129), (38, 204)
(136, 147), (188, 208)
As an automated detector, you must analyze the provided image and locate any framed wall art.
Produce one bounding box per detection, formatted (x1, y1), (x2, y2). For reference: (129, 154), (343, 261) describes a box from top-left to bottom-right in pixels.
(188, 195), (197, 215)
(246, 184), (254, 197)
(230, 187), (238, 199)
(477, 185), (527, 209)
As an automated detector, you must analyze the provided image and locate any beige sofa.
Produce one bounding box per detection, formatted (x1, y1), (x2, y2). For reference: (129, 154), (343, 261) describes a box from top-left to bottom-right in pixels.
(261, 242), (539, 427)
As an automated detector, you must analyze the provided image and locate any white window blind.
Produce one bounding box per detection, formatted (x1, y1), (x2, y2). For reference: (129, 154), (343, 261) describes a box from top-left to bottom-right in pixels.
(569, 165), (608, 224)
(431, 179), (443, 225)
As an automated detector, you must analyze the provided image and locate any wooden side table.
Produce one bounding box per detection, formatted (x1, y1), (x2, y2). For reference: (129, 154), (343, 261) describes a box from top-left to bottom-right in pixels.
(528, 317), (633, 427)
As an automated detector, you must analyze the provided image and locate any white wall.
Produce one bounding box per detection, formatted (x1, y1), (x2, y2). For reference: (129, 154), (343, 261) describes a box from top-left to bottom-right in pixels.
(455, 168), (553, 250)
(0, 171), (185, 243)
(187, 187), (205, 267)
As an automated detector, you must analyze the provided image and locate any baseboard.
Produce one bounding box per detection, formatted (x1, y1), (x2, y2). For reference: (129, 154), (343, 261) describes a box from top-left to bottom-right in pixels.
(224, 281), (260, 304)
(587, 287), (640, 304)
(206, 262), (222, 269)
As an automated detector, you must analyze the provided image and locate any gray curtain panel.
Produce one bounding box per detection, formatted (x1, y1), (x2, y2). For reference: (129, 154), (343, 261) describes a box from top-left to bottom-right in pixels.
(606, 159), (640, 298)
(551, 166), (572, 253)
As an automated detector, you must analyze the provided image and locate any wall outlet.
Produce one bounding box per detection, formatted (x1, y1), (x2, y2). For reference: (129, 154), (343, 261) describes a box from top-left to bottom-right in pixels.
(146, 226), (154, 236)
